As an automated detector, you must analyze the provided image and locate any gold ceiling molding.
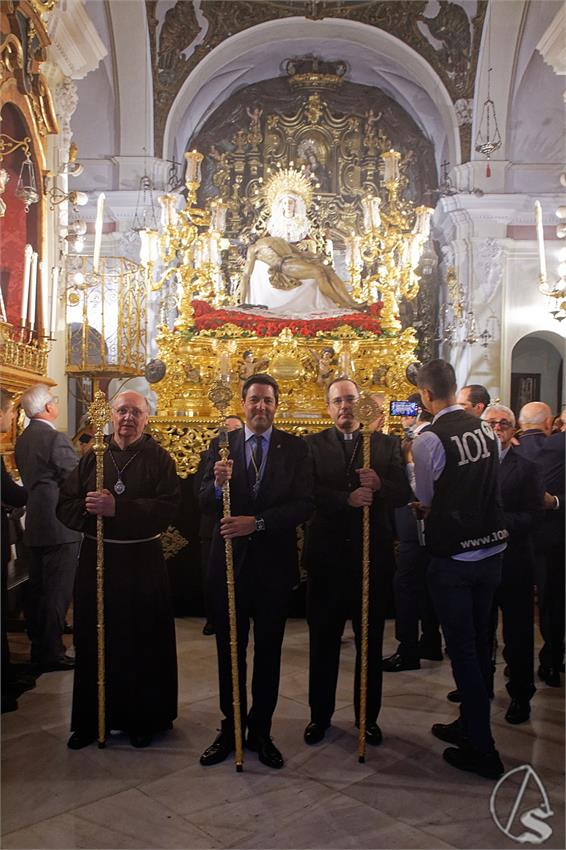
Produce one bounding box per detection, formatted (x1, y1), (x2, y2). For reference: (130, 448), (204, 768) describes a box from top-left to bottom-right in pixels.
(147, 0), (486, 160)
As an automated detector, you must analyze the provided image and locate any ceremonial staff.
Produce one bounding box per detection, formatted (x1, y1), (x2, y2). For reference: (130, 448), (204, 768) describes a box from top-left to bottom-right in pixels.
(88, 388), (111, 748)
(352, 393), (381, 764)
(208, 382), (244, 772)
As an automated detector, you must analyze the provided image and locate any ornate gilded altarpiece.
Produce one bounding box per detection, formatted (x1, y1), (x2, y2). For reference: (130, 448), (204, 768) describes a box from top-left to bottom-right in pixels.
(147, 0), (486, 161)
(149, 65), (440, 475)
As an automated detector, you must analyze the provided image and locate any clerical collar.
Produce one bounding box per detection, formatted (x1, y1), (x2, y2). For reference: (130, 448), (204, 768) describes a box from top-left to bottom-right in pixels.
(343, 432), (354, 441)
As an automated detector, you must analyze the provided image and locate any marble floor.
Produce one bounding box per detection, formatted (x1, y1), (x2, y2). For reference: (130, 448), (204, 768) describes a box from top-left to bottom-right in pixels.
(1, 618), (564, 850)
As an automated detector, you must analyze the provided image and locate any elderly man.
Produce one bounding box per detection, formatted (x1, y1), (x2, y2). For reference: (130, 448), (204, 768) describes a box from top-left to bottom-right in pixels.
(199, 374), (313, 769)
(15, 384), (80, 672)
(303, 378), (411, 746)
(57, 391), (180, 749)
(413, 360), (506, 779)
(515, 401), (565, 687)
(482, 404), (544, 723)
(456, 384), (491, 417)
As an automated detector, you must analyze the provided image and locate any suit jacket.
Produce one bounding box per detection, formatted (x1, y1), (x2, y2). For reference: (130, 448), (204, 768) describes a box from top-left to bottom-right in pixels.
(15, 419), (81, 546)
(304, 427), (411, 570)
(499, 448), (544, 567)
(199, 426), (313, 593)
(515, 430), (565, 547)
(1, 457), (27, 567)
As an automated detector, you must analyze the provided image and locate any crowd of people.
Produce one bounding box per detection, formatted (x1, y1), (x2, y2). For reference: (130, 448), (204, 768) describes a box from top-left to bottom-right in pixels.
(1, 361), (564, 782)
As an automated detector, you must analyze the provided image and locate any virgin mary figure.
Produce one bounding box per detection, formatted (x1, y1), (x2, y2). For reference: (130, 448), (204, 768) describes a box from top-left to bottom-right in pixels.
(239, 170), (359, 315)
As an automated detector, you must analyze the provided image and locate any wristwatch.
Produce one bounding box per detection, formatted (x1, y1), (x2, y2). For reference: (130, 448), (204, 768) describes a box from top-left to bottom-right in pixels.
(255, 516), (266, 532)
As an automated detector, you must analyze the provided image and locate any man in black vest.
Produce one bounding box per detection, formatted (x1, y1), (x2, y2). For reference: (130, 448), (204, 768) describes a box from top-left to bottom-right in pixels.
(303, 378), (411, 746)
(413, 360), (506, 779)
(199, 375), (313, 769)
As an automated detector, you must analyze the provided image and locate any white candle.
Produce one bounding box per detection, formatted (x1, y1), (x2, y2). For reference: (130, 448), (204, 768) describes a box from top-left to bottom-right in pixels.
(39, 260), (49, 335)
(0, 284), (6, 322)
(20, 244), (33, 325)
(28, 251), (38, 330)
(534, 200), (547, 281)
(93, 192), (105, 273)
(50, 266), (59, 338)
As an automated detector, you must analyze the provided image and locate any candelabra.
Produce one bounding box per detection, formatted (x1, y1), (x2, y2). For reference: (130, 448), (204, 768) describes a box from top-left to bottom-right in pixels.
(355, 149), (433, 329)
(150, 151), (229, 329)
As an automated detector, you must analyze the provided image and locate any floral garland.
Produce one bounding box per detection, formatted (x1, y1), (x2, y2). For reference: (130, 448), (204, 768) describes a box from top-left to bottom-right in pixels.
(187, 299), (384, 339)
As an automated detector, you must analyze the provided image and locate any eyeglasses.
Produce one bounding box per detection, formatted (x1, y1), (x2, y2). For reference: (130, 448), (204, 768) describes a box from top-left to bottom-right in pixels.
(112, 406), (146, 419)
(485, 419), (514, 429)
(329, 395), (358, 407)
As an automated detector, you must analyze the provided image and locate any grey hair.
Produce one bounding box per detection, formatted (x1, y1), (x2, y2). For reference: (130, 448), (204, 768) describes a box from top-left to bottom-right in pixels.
(20, 383), (54, 418)
(482, 403), (515, 427)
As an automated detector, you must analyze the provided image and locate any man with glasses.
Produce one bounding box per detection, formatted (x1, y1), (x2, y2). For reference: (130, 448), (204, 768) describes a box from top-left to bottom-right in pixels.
(481, 404), (544, 723)
(303, 378), (410, 747)
(57, 391), (180, 750)
(15, 384), (81, 672)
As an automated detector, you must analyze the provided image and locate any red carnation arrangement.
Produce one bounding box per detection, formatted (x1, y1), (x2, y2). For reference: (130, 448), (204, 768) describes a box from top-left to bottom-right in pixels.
(189, 300), (384, 338)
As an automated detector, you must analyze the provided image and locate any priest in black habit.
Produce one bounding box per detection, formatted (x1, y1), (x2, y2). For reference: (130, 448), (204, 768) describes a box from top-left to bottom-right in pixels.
(57, 391), (180, 749)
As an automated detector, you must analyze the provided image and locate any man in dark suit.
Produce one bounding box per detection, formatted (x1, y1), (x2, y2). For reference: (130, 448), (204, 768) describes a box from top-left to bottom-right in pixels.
(15, 384), (81, 672)
(199, 374), (313, 769)
(303, 378), (411, 746)
(1, 389), (28, 712)
(482, 404), (544, 723)
(516, 401), (565, 687)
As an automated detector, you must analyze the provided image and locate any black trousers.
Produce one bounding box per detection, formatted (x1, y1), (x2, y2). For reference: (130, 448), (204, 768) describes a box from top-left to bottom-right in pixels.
(27, 542), (79, 665)
(394, 539), (440, 658)
(212, 558), (291, 740)
(428, 553), (502, 753)
(535, 537), (565, 670)
(488, 551), (536, 701)
(307, 563), (385, 727)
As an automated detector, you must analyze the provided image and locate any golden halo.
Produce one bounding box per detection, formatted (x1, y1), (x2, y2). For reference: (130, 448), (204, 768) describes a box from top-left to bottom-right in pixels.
(262, 165), (314, 210)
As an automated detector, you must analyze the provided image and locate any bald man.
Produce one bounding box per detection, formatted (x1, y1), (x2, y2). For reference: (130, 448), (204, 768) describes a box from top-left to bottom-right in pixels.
(58, 391), (180, 749)
(516, 401), (565, 687)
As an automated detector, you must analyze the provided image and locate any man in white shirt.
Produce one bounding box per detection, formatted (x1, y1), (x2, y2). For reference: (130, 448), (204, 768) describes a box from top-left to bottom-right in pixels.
(412, 360), (506, 779)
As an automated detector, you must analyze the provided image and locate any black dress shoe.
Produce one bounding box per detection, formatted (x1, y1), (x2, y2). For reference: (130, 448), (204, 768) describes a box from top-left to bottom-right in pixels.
(431, 718), (470, 748)
(200, 730), (234, 766)
(447, 689), (461, 703)
(247, 734), (284, 769)
(538, 665), (561, 687)
(42, 655), (75, 672)
(382, 652), (420, 672)
(304, 721), (329, 745)
(418, 643), (444, 661)
(364, 722), (383, 746)
(443, 746), (504, 779)
(130, 732), (153, 748)
(505, 698), (531, 725)
(202, 621), (215, 636)
(67, 732), (96, 750)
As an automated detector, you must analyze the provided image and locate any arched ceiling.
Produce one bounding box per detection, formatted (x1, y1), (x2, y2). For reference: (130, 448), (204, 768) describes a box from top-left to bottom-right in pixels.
(163, 18), (460, 174)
